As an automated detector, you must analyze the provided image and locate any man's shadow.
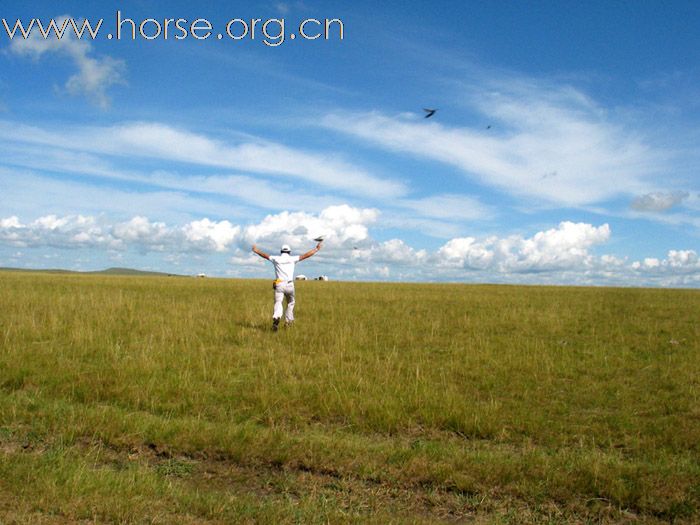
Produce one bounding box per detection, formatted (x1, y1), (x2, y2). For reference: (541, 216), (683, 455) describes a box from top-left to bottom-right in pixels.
(232, 320), (271, 332)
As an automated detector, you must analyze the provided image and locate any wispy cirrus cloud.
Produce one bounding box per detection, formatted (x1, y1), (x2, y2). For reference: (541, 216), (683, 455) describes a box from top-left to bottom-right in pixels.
(0, 142), (345, 214)
(321, 79), (671, 207)
(0, 168), (249, 224)
(397, 194), (494, 222)
(0, 120), (405, 199)
(0, 142), (487, 239)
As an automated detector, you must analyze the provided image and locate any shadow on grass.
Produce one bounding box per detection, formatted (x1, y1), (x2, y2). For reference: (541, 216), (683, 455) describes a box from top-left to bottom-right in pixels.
(234, 320), (274, 332)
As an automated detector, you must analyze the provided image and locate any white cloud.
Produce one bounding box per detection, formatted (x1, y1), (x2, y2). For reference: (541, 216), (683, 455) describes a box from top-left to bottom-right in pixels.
(397, 194), (493, 221)
(0, 141), (344, 215)
(350, 239), (428, 266)
(272, 218), (618, 282)
(630, 191), (689, 212)
(600, 254), (626, 267)
(627, 250), (700, 286)
(149, 172), (342, 213)
(321, 81), (665, 207)
(111, 217), (173, 251)
(241, 204), (378, 250)
(632, 250), (700, 273)
(110, 216), (242, 253)
(2, 210), (698, 287)
(636, 257), (661, 269)
(0, 168), (246, 225)
(0, 214), (115, 249)
(0, 214), (242, 253)
(0, 147), (488, 241)
(274, 2), (291, 14)
(0, 120), (404, 198)
(0, 205), (379, 256)
(668, 249), (699, 267)
(436, 221), (611, 272)
(437, 237), (495, 269)
(9, 15), (125, 108)
(0, 216), (21, 228)
(183, 218), (240, 252)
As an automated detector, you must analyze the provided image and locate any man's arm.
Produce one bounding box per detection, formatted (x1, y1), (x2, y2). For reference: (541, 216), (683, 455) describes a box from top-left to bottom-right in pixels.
(299, 242), (322, 261)
(252, 244), (270, 260)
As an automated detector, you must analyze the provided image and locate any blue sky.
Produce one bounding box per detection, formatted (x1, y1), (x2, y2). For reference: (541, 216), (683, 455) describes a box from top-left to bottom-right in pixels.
(0, 0), (698, 285)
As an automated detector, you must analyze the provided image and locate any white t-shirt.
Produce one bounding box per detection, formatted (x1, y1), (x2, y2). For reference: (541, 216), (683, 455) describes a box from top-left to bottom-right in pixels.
(269, 253), (300, 282)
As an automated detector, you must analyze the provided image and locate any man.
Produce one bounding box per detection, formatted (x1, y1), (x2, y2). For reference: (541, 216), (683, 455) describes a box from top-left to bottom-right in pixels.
(252, 241), (322, 331)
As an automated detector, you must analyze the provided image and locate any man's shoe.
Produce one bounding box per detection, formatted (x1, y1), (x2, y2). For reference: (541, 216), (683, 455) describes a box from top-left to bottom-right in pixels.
(272, 318), (280, 332)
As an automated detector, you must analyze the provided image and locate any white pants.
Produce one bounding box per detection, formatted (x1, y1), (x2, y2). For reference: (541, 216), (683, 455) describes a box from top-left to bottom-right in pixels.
(273, 282), (295, 322)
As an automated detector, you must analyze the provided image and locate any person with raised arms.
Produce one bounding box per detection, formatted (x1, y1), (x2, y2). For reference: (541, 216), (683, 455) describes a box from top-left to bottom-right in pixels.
(252, 241), (323, 331)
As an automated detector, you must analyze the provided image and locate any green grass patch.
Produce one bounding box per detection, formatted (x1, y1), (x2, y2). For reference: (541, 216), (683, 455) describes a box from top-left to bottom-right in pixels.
(1, 271), (699, 522)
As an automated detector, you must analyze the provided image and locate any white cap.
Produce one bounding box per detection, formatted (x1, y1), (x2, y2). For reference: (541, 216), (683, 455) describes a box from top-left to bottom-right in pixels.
(281, 244), (291, 253)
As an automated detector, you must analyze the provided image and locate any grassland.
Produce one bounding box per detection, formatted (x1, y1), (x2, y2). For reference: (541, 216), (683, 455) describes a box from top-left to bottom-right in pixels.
(0, 271), (698, 523)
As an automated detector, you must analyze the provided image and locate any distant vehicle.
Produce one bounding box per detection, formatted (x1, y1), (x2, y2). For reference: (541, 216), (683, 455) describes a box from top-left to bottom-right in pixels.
(317, 275), (329, 281)
(295, 275), (308, 281)
(197, 273), (206, 278)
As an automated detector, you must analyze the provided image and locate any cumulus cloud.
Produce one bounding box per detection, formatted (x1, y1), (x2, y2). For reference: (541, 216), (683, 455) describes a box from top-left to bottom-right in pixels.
(350, 239), (428, 266)
(241, 204), (378, 250)
(630, 191), (689, 212)
(9, 15), (125, 108)
(626, 250), (700, 286)
(632, 250), (700, 273)
(0, 205), (379, 255)
(285, 219), (617, 281)
(0, 214), (115, 248)
(668, 250), (699, 267)
(0, 216), (21, 228)
(437, 237), (495, 269)
(436, 221), (611, 272)
(0, 214), (240, 253)
(2, 210), (699, 286)
(111, 217), (175, 251)
(183, 219), (240, 252)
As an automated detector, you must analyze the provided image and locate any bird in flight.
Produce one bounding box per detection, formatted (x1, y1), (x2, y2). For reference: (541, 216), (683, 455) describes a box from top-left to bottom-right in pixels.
(423, 108), (437, 118)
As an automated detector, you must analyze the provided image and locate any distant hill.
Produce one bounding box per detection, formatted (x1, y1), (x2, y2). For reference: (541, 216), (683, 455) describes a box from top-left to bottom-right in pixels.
(88, 267), (179, 277)
(0, 266), (181, 277)
(0, 267), (73, 274)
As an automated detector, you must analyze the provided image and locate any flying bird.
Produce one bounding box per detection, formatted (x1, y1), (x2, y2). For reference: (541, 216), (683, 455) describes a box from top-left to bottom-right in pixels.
(423, 108), (437, 118)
